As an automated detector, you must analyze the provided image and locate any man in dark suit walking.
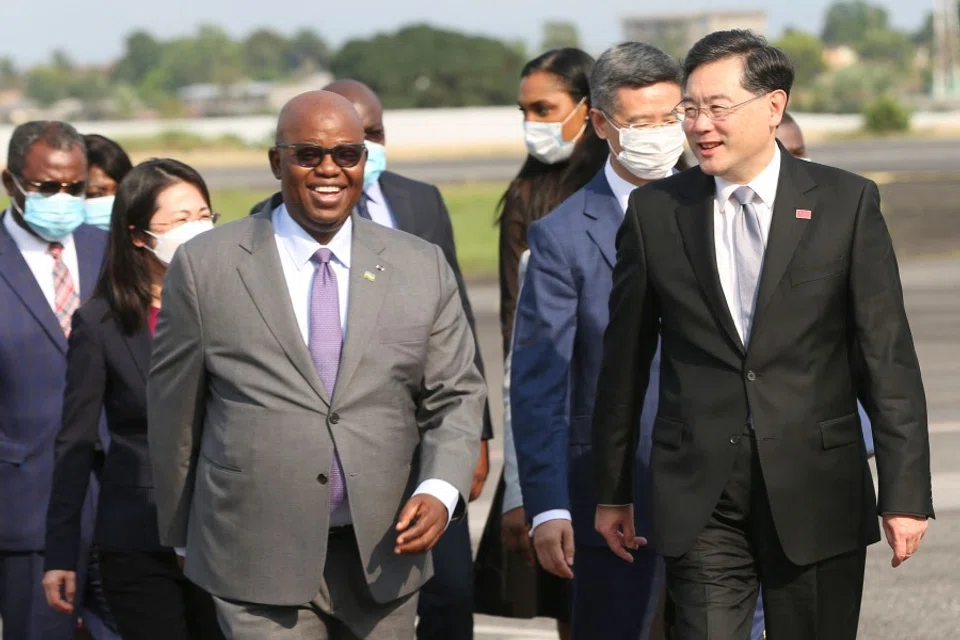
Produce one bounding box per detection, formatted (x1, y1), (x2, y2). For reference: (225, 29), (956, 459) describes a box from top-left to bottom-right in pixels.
(592, 30), (932, 639)
(0, 121), (116, 639)
(251, 79), (492, 640)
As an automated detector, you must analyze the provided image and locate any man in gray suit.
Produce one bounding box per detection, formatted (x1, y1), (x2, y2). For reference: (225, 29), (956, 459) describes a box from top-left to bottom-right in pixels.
(147, 91), (486, 638)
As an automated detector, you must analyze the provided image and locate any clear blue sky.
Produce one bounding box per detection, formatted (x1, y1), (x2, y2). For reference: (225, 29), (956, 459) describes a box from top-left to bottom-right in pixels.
(0, 0), (930, 67)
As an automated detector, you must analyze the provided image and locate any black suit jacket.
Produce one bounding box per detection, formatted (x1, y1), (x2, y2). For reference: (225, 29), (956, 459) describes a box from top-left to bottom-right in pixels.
(46, 297), (163, 571)
(592, 147), (933, 566)
(250, 171), (493, 439)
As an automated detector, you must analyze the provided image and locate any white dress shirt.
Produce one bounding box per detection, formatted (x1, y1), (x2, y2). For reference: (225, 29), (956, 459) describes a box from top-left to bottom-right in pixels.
(272, 204), (459, 527)
(363, 179), (397, 230)
(3, 209), (82, 308)
(713, 145), (781, 342)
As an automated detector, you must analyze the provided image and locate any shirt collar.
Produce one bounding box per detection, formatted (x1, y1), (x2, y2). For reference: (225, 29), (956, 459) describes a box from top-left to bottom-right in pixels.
(273, 203), (352, 271)
(3, 206), (74, 253)
(603, 158), (638, 215)
(714, 143), (781, 212)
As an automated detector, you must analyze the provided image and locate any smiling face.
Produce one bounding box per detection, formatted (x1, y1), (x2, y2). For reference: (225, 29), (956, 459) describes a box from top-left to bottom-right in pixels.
(682, 56), (787, 184)
(269, 91), (366, 244)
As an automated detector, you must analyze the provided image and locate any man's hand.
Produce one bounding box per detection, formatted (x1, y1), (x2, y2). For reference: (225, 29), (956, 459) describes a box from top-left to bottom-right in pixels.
(470, 440), (490, 502)
(883, 514), (928, 568)
(41, 570), (77, 614)
(595, 505), (646, 563)
(533, 519), (576, 579)
(501, 507), (535, 567)
(395, 494), (449, 555)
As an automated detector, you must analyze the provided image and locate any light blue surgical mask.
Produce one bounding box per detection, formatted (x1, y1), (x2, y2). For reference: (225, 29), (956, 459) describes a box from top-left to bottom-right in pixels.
(363, 141), (387, 189)
(11, 176), (86, 242)
(83, 195), (115, 231)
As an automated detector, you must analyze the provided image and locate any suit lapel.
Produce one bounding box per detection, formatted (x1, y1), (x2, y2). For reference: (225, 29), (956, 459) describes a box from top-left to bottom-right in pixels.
(74, 225), (104, 304)
(122, 330), (152, 382)
(751, 154), (819, 340)
(583, 171), (621, 270)
(335, 218), (390, 396)
(674, 171), (745, 355)
(236, 212), (331, 406)
(377, 173), (416, 234)
(0, 218), (68, 353)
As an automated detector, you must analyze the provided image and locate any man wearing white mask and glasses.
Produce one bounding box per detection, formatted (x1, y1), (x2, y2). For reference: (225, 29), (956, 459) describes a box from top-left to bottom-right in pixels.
(510, 42), (704, 639)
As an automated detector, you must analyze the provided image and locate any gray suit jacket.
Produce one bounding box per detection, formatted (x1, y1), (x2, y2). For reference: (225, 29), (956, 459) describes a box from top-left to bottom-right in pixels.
(147, 211), (486, 606)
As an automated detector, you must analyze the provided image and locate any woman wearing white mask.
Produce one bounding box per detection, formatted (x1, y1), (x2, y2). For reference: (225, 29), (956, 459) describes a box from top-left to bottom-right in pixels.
(497, 47), (608, 359)
(43, 159), (223, 640)
(480, 47), (605, 639)
(82, 134), (133, 231)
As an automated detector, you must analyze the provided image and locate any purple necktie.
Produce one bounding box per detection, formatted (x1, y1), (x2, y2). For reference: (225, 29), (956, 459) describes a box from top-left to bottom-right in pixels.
(309, 248), (346, 511)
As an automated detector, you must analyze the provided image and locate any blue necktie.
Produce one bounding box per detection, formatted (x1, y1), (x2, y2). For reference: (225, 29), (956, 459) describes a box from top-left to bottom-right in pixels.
(355, 192), (372, 220)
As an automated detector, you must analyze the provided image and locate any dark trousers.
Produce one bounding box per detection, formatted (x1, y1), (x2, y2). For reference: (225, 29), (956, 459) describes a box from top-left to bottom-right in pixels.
(571, 544), (664, 639)
(0, 551), (79, 640)
(664, 430), (866, 639)
(98, 550), (224, 640)
(417, 514), (474, 640)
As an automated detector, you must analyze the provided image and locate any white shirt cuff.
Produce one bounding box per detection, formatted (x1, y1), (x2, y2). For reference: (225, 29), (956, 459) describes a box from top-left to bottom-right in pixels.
(413, 479), (460, 527)
(530, 509), (572, 536)
(174, 547), (186, 557)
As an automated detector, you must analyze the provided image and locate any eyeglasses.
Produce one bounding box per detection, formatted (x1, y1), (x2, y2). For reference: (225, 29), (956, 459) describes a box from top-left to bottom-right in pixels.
(274, 143), (366, 169)
(603, 111), (685, 130)
(15, 176), (87, 197)
(679, 93), (769, 122)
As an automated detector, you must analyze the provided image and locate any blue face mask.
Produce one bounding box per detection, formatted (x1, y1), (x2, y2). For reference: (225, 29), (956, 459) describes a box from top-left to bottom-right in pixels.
(363, 141), (387, 189)
(12, 176), (86, 242)
(83, 195), (115, 231)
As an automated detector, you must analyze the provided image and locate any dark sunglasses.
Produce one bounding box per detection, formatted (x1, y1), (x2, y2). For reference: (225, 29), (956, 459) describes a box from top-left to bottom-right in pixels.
(17, 176), (87, 197)
(274, 143), (366, 169)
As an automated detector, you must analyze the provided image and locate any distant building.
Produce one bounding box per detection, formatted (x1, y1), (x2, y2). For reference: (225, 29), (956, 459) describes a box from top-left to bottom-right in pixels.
(824, 46), (859, 70)
(622, 10), (767, 60)
(177, 71), (334, 117)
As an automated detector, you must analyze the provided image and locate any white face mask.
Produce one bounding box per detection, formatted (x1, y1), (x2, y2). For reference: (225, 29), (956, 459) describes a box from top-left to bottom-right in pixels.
(523, 97), (587, 164)
(607, 118), (686, 180)
(144, 219), (214, 265)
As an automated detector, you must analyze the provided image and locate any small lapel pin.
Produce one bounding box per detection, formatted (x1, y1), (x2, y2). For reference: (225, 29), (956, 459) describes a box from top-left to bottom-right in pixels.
(363, 271), (376, 282)
(795, 209), (812, 220)
(375, 264), (385, 271)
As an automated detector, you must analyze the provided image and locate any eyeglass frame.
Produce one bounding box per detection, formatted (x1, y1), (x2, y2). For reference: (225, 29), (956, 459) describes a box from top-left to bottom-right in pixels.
(272, 143), (367, 169)
(599, 109), (685, 131)
(12, 174), (88, 197)
(677, 92), (771, 123)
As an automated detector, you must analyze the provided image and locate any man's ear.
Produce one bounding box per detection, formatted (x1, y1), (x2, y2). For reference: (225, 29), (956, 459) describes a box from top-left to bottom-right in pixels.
(268, 148), (282, 180)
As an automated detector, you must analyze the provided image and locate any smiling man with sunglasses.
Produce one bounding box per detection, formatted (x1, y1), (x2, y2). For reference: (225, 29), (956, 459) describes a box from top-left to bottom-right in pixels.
(147, 90), (485, 639)
(0, 121), (119, 640)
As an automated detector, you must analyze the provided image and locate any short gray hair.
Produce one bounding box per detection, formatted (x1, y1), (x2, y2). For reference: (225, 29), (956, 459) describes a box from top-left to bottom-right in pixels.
(6, 121), (86, 176)
(590, 42), (682, 116)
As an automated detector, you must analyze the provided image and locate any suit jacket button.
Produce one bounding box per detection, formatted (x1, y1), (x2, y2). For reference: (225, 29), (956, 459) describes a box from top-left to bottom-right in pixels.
(746, 371), (757, 382)
(317, 473), (328, 484)
(329, 413), (340, 425)
(730, 435), (741, 445)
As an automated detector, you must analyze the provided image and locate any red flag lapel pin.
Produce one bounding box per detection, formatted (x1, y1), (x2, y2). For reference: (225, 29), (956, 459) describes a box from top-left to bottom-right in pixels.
(795, 209), (812, 220)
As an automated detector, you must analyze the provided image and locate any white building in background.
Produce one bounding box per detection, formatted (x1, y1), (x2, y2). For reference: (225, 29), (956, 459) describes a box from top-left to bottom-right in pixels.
(622, 10), (767, 60)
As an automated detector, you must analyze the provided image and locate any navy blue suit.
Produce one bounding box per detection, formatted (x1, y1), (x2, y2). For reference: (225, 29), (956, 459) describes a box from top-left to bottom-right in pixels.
(0, 216), (113, 639)
(510, 170), (664, 637)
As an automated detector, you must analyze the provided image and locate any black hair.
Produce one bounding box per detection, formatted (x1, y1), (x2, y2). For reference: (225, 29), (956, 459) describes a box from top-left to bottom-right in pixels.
(683, 30), (794, 98)
(92, 158), (211, 335)
(6, 121), (86, 176)
(84, 134), (133, 186)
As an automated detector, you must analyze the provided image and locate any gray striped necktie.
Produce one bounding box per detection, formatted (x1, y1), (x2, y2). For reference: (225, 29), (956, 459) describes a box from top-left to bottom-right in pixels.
(731, 186), (765, 344)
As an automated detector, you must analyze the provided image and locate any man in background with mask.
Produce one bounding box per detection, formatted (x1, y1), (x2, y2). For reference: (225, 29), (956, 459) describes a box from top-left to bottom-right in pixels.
(0, 121), (117, 639)
(510, 42), (687, 639)
(251, 80), (492, 640)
